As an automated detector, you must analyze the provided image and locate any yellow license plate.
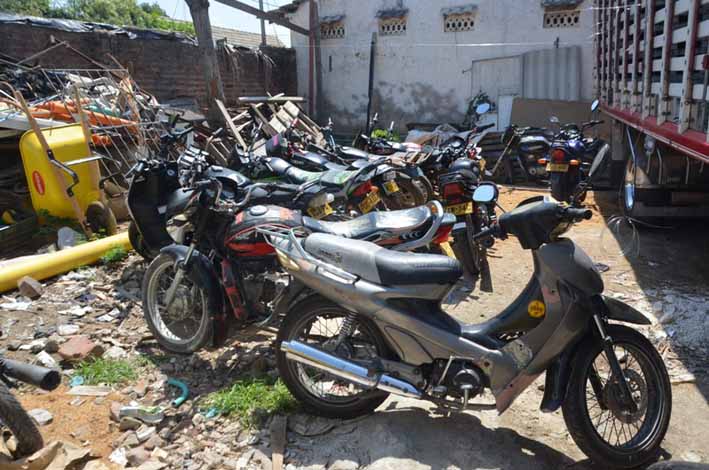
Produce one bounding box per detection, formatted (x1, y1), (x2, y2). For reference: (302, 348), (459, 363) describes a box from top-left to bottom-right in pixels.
(478, 158), (486, 172)
(445, 202), (473, 216)
(358, 191), (381, 213)
(383, 180), (399, 194)
(546, 163), (569, 172)
(307, 202), (333, 219)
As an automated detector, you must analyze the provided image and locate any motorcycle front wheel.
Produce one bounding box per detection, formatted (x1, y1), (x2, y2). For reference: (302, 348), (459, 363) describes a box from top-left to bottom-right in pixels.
(562, 325), (672, 468)
(275, 296), (390, 419)
(142, 253), (213, 354)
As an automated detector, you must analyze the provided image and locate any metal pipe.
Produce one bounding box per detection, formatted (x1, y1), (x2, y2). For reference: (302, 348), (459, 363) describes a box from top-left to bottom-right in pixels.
(281, 340), (421, 399)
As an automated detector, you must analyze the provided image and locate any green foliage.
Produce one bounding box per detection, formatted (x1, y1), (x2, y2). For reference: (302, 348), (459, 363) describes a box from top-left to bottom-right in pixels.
(205, 378), (297, 427)
(101, 245), (128, 264)
(0, 0), (52, 16)
(1, 0), (194, 35)
(76, 357), (137, 385)
(371, 128), (401, 142)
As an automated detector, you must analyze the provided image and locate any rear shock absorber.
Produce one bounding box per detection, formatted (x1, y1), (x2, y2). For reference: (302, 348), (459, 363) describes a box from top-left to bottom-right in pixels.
(335, 311), (358, 346)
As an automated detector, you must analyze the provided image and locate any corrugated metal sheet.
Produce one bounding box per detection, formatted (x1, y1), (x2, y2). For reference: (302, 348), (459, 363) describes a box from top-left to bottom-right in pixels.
(522, 46), (582, 101)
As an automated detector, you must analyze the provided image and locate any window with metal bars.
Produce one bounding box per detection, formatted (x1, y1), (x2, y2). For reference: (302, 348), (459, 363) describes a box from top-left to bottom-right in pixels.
(543, 9), (581, 28)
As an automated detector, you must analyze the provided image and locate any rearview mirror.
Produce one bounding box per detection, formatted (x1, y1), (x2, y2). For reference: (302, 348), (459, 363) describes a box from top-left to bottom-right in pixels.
(473, 184), (498, 203)
(591, 99), (600, 112)
(549, 116), (560, 124)
(475, 103), (491, 115)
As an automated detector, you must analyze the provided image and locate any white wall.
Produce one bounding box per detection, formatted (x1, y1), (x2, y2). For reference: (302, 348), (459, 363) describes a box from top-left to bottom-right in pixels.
(288, 0), (594, 132)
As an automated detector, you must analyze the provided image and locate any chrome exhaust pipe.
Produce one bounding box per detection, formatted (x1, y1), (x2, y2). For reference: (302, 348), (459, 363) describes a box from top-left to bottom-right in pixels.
(281, 340), (421, 399)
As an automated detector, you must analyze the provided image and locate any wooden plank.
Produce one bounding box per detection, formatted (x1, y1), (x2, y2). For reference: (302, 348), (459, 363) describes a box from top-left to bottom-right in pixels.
(605, 0), (612, 102)
(613, 0), (622, 107)
(214, 0), (310, 36)
(642, 0), (656, 118)
(251, 104), (278, 135)
(679, 0), (701, 132)
(215, 99), (248, 150)
(269, 416), (287, 470)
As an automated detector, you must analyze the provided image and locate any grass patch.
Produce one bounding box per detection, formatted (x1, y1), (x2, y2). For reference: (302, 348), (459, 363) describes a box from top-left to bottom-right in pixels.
(101, 245), (128, 264)
(204, 378), (297, 427)
(75, 357), (137, 385)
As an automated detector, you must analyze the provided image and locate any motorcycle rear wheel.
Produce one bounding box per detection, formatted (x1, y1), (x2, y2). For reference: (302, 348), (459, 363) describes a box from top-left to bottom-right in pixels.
(142, 253), (213, 354)
(562, 325), (671, 468)
(276, 296), (389, 419)
(0, 382), (43, 457)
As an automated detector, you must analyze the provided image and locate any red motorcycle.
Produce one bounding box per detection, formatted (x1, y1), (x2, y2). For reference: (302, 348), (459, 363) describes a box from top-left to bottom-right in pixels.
(141, 157), (455, 353)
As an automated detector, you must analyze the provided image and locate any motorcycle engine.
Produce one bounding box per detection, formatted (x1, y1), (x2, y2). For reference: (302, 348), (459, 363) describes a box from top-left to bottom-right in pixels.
(239, 260), (290, 317)
(431, 359), (486, 400)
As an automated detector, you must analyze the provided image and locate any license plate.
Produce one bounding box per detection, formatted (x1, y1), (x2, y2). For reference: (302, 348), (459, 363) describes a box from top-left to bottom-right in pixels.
(307, 203), (333, 219)
(546, 163), (569, 172)
(358, 191), (381, 213)
(383, 180), (400, 194)
(445, 202), (473, 216)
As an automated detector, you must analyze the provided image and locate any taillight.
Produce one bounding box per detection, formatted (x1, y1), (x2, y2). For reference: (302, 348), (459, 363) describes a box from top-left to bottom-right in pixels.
(432, 223), (453, 244)
(551, 149), (566, 163)
(442, 182), (465, 199)
(353, 181), (373, 197)
(468, 148), (477, 158)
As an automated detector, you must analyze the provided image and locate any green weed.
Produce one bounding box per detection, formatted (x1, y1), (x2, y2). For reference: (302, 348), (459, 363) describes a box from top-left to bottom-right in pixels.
(101, 245), (128, 264)
(204, 378), (297, 427)
(75, 357), (137, 385)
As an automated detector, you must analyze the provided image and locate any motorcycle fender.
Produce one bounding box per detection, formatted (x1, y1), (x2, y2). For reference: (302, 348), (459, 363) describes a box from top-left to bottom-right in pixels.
(159, 245), (224, 342)
(601, 296), (652, 325)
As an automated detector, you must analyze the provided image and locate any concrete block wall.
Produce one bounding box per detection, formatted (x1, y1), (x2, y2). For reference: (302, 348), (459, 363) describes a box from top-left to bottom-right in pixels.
(0, 24), (297, 107)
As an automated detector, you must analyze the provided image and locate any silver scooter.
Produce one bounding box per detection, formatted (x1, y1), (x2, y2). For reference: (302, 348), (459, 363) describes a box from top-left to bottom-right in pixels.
(263, 196), (671, 469)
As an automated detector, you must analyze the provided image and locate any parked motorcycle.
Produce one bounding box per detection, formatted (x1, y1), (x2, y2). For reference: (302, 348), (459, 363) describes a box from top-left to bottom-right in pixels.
(0, 355), (60, 456)
(141, 153), (457, 353)
(494, 124), (553, 183)
(127, 137), (335, 260)
(266, 125), (425, 210)
(541, 100), (606, 202)
(268, 196), (671, 469)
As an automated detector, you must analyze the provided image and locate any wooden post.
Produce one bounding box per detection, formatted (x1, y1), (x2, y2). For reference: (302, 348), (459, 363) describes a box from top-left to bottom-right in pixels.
(186, 0), (226, 126)
(258, 0), (266, 46)
(365, 32), (377, 135)
(308, 0), (316, 116)
(312, 0), (323, 122)
(679, 0), (701, 133)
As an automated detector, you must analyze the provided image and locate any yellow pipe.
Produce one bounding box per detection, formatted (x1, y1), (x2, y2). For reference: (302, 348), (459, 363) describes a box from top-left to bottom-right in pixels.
(0, 232), (132, 293)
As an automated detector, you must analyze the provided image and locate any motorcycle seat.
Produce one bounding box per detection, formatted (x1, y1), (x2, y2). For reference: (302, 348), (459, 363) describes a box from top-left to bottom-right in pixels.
(302, 204), (434, 240)
(319, 169), (357, 187)
(302, 233), (462, 286)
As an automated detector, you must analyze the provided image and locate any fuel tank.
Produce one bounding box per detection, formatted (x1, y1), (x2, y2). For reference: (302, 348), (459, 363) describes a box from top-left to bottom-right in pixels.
(224, 205), (303, 258)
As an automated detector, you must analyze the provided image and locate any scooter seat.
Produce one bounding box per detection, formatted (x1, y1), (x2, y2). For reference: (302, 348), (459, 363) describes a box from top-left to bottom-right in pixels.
(302, 233), (462, 286)
(302, 205), (433, 240)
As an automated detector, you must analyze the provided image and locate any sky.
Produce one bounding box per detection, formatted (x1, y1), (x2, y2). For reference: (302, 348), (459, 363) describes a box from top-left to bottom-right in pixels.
(153, 0), (294, 46)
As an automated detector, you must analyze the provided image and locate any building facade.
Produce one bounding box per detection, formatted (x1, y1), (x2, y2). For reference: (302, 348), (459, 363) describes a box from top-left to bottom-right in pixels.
(278, 0), (595, 132)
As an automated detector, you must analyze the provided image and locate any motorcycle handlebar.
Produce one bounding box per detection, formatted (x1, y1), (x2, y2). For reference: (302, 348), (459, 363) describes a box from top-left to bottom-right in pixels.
(1, 358), (60, 391)
(475, 123), (495, 132)
(561, 207), (593, 221)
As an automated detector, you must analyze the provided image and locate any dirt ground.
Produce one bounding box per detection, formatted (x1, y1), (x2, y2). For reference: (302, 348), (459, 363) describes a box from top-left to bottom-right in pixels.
(1, 186), (708, 469)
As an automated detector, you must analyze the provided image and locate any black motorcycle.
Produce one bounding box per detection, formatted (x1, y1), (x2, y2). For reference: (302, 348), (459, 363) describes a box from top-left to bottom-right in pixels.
(0, 355), (60, 457)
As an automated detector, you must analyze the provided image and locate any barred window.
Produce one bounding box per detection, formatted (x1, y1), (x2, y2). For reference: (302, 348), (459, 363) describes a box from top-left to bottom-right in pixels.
(543, 10), (581, 28)
(444, 12), (475, 32)
(321, 21), (345, 39)
(379, 17), (407, 36)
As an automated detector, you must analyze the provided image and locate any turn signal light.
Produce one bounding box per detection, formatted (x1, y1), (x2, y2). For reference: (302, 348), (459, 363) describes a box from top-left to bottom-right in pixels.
(442, 183), (465, 198)
(538, 158), (548, 165)
(570, 159), (580, 166)
(353, 181), (373, 197)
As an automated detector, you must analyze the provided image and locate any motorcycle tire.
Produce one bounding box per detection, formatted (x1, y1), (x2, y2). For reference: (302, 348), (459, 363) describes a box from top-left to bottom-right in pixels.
(550, 172), (572, 202)
(128, 221), (158, 261)
(562, 325), (672, 469)
(0, 382), (44, 457)
(452, 214), (485, 276)
(276, 296), (390, 420)
(413, 176), (434, 202)
(142, 253), (213, 354)
(389, 178), (426, 209)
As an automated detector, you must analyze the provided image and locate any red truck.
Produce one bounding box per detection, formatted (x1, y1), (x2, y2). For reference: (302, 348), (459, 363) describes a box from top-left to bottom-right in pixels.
(596, 0), (709, 217)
